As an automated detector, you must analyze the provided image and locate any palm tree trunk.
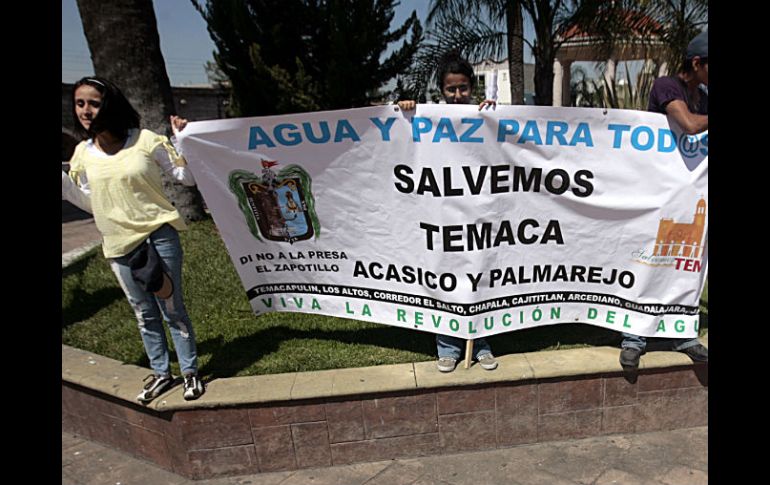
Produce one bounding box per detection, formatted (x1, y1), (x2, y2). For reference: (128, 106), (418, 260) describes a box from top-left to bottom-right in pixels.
(533, 45), (555, 106)
(505, 0), (525, 105)
(76, 0), (206, 221)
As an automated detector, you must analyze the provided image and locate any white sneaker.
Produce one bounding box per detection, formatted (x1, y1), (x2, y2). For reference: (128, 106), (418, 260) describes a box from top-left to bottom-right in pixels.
(437, 357), (458, 373)
(183, 374), (205, 400)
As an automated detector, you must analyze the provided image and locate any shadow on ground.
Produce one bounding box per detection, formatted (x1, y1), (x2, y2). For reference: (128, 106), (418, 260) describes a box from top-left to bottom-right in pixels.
(62, 253), (124, 328)
(62, 200), (92, 223)
(196, 321), (626, 379)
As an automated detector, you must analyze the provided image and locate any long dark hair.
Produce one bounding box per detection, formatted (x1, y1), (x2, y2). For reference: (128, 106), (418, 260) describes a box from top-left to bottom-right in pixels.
(436, 50), (476, 90)
(72, 76), (140, 140)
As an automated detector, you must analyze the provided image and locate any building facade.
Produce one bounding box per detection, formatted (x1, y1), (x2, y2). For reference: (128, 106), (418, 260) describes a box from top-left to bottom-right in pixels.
(472, 60), (536, 105)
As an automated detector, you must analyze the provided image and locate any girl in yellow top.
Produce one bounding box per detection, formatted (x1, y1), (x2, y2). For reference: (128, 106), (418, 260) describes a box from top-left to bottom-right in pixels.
(67, 76), (204, 402)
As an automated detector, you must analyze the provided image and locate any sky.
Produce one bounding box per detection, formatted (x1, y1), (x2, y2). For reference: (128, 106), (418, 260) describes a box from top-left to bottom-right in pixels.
(62, 0), (434, 87)
(62, 1), (619, 89)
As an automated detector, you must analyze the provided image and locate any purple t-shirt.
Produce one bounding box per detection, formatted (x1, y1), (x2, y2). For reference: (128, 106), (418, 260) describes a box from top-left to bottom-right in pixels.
(647, 76), (708, 115)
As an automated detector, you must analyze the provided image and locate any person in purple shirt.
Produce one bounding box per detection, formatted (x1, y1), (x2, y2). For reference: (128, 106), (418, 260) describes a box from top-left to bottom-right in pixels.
(647, 31), (708, 133)
(620, 31), (709, 369)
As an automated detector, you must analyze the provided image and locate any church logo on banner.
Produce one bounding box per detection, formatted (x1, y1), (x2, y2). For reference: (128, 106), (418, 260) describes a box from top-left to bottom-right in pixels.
(632, 198), (706, 272)
(228, 159), (320, 244)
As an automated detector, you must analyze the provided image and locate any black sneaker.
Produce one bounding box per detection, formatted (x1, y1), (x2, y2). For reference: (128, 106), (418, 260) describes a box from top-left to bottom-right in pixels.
(183, 373), (205, 400)
(619, 347), (642, 368)
(681, 344), (708, 362)
(137, 374), (173, 403)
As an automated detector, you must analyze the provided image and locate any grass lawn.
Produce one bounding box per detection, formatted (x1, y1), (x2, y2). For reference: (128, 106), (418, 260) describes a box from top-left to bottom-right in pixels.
(62, 218), (709, 380)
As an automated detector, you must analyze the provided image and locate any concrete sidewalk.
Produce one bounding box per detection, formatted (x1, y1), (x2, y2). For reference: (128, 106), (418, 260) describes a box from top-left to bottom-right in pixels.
(62, 201), (101, 266)
(63, 426), (707, 485)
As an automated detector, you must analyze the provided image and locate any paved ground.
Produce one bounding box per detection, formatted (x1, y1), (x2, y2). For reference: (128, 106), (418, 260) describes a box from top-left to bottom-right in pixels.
(62, 427), (707, 485)
(62, 201), (101, 264)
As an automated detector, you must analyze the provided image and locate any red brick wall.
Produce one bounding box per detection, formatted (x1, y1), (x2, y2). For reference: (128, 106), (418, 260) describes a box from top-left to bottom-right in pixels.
(62, 366), (707, 480)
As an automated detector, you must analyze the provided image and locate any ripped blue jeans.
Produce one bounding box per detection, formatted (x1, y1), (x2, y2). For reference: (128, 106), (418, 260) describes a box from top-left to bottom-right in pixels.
(109, 224), (198, 377)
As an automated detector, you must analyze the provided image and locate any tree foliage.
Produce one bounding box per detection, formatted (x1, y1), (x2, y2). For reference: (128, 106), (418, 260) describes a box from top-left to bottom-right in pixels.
(410, 0), (707, 106)
(571, 0), (708, 109)
(192, 0), (422, 116)
(407, 1), (598, 105)
(404, 1), (508, 102)
(624, 0), (708, 76)
(425, 0), (525, 104)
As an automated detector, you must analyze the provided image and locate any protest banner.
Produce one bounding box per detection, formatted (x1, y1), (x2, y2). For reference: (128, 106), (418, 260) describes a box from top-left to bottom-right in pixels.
(177, 104), (707, 340)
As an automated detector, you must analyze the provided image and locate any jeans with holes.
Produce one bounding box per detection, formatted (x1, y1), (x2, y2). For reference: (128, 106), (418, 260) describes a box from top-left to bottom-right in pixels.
(436, 334), (492, 360)
(621, 333), (700, 352)
(109, 224), (198, 377)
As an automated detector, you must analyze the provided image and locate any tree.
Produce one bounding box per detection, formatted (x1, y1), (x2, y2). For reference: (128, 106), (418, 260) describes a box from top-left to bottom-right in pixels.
(192, 0), (422, 116)
(414, 1), (639, 106)
(76, 0), (206, 221)
(191, 0), (312, 116)
(634, 0), (708, 76)
(510, 0), (619, 106)
(568, 0), (708, 108)
(520, 0), (569, 106)
(318, 1), (422, 109)
(529, 0), (707, 106)
(505, 1), (525, 104)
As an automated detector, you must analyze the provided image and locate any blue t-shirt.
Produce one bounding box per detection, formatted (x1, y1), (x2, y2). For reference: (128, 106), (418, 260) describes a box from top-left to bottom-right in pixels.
(647, 76), (708, 115)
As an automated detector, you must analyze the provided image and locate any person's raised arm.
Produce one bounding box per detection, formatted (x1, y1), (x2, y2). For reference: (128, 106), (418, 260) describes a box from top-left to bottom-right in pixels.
(62, 170), (92, 213)
(152, 115), (196, 186)
(665, 99), (708, 135)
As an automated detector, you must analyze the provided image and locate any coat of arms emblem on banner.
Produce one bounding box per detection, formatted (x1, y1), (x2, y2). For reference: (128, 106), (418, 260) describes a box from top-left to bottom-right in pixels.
(229, 160), (320, 243)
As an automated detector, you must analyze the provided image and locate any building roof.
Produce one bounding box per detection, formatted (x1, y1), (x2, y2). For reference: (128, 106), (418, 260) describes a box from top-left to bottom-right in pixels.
(559, 10), (663, 41)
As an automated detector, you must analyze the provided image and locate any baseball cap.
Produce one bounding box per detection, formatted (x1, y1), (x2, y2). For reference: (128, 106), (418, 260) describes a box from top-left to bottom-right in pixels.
(686, 31), (708, 59)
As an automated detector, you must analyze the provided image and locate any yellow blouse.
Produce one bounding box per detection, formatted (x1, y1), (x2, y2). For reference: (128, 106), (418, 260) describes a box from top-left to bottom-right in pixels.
(69, 129), (187, 258)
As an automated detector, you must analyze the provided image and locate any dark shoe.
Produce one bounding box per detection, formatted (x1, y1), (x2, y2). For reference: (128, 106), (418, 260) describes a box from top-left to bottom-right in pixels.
(681, 344), (708, 362)
(619, 347), (642, 368)
(183, 373), (206, 400)
(137, 374), (174, 403)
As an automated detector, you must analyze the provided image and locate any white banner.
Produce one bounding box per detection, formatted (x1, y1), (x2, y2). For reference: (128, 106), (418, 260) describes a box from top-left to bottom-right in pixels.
(178, 105), (708, 340)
